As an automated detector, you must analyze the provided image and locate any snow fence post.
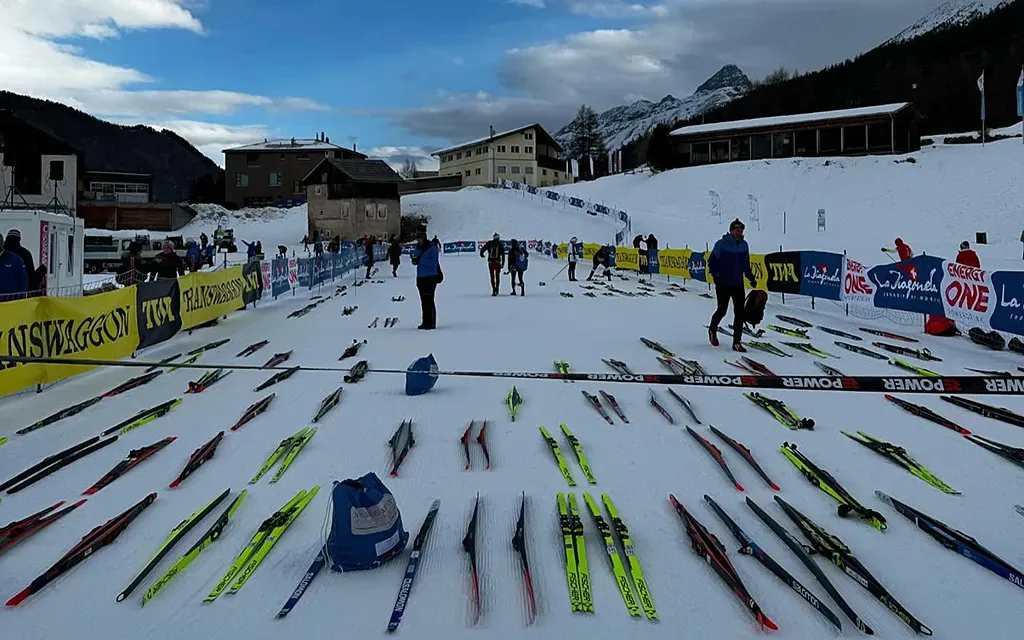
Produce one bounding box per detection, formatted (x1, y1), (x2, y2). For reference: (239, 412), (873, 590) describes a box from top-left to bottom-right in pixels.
(779, 244), (785, 306)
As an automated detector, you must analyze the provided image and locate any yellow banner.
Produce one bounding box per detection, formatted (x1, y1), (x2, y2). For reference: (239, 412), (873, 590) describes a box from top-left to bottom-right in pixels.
(178, 267), (250, 330)
(0, 288), (139, 396)
(749, 254), (769, 291)
(615, 247), (640, 272)
(581, 243), (602, 261)
(659, 248), (691, 278)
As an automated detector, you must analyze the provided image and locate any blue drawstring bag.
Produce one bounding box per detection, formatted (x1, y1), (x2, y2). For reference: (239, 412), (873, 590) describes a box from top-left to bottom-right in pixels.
(516, 251), (529, 272)
(405, 353), (439, 396)
(325, 473), (408, 572)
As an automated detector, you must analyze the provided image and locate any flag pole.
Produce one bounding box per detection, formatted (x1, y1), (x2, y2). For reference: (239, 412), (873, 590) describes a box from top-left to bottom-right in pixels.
(979, 70), (986, 146)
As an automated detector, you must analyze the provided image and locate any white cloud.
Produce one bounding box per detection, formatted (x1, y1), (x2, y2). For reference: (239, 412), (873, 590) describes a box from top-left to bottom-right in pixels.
(566, 2), (668, 18)
(365, 146), (440, 172)
(0, 1), (328, 131)
(507, 0), (547, 7)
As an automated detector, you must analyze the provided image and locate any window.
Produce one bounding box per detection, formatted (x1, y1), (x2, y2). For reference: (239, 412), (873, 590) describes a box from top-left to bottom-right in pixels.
(497, 145), (506, 152)
(524, 166), (533, 174)
(542, 169), (548, 175)
(476, 147), (484, 155)
(456, 152), (463, 159)
(511, 146), (520, 153)
(269, 172), (282, 187)
(751, 134), (771, 160)
(67, 234), (74, 275)
(497, 165), (507, 173)
(525, 132), (534, 140)
(464, 170), (471, 176)
(297, 153), (310, 160)
(246, 152), (260, 166)
(235, 173), (249, 187)
(818, 127), (841, 154)
(843, 124), (867, 152)
(376, 203), (388, 219)
(475, 168), (481, 175)
(710, 140), (730, 162)
(772, 132), (793, 158)
(794, 130), (816, 156)
(294, 180), (303, 193)
(868, 122), (891, 152)
(365, 203), (375, 219)
(524, 146), (532, 154)
(730, 136), (750, 162)
(554, 172), (559, 178)
(341, 202), (351, 219)
(511, 166), (521, 174)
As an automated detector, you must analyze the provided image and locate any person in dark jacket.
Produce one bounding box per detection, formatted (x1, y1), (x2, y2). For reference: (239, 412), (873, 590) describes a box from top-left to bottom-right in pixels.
(586, 245), (613, 281)
(185, 240), (202, 273)
(364, 235), (375, 278)
(150, 241), (185, 280)
(4, 229), (37, 293)
(0, 244), (28, 301)
(479, 233), (505, 295)
(956, 241), (980, 268)
(708, 219), (756, 351)
(508, 239), (528, 296)
(411, 236), (440, 329)
(432, 235), (441, 250)
(388, 237), (403, 276)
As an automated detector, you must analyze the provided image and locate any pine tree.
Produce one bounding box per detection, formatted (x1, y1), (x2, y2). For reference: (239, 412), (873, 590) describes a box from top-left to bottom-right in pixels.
(565, 105), (607, 180)
(647, 124), (675, 172)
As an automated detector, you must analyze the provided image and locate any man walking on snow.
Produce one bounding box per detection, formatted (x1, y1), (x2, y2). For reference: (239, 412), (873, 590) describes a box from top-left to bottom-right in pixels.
(708, 219), (755, 352)
(480, 233), (505, 295)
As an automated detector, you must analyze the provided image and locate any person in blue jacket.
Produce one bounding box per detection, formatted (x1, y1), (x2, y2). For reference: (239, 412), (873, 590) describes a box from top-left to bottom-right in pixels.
(707, 219), (755, 352)
(185, 240), (202, 272)
(0, 244), (28, 301)
(410, 235), (441, 330)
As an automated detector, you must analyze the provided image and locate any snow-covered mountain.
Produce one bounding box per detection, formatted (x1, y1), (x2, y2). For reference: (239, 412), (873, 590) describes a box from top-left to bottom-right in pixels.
(554, 65), (752, 152)
(882, 0), (1007, 46)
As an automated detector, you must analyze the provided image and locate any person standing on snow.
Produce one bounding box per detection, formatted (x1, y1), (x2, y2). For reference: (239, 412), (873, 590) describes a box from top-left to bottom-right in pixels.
(150, 241), (185, 280)
(566, 236), (579, 281)
(508, 239), (528, 295)
(388, 236), (403, 277)
(586, 245), (613, 281)
(708, 219), (755, 352)
(4, 229), (38, 294)
(411, 235), (441, 329)
(363, 235), (375, 278)
(0, 242), (28, 301)
(480, 233), (505, 295)
(956, 241), (980, 267)
(894, 237), (913, 261)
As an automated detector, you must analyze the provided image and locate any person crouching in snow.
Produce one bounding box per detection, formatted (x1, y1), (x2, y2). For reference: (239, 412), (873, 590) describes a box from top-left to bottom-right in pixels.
(586, 245), (613, 281)
(708, 219), (755, 352)
(956, 241), (980, 268)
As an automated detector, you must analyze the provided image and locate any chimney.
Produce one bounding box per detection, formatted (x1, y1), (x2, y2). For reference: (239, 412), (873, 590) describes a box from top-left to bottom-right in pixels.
(325, 135), (330, 143)
(489, 125), (495, 139)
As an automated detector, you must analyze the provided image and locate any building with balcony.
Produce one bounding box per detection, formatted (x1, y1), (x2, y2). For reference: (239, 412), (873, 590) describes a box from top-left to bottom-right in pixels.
(223, 133), (366, 208)
(432, 124), (570, 188)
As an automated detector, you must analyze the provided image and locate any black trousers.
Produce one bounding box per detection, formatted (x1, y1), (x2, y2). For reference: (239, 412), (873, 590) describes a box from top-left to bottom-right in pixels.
(710, 285), (745, 343)
(568, 262), (576, 280)
(417, 276), (438, 328)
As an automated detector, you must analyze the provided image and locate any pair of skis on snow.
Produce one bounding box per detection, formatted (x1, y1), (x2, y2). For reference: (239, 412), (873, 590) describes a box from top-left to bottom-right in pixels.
(250, 428), (317, 484)
(540, 425), (597, 486)
(460, 421), (490, 470)
(368, 316), (398, 328)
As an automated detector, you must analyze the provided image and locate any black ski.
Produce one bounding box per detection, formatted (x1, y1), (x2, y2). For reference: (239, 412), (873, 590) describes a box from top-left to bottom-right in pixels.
(4, 435), (120, 495)
(387, 499), (441, 631)
(254, 366), (299, 392)
(17, 396), (104, 435)
(231, 393), (276, 430)
(462, 494), (481, 625)
(511, 492), (536, 625)
(236, 340), (269, 357)
(389, 420), (415, 476)
(312, 387), (343, 423)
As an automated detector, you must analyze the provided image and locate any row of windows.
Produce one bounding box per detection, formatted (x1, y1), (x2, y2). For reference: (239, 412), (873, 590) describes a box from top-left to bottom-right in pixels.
(88, 181), (148, 194)
(235, 173), (303, 192)
(246, 151), (337, 164)
(685, 123), (893, 165)
(439, 134), (536, 163)
(314, 202), (390, 220)
(439, 165), (562, 179)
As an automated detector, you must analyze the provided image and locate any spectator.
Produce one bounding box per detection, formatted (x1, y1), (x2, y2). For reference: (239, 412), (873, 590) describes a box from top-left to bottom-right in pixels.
(4, 229), (37, 293)
(242, 240), (258, 262)
(432, 235), (441, 250)
(894, 237), (914, 261)
(479, 233), (505, 295)
(364, 235), (375, 278)
(508, 239), (528, 296)
(0, 243), (28, 301)
(411, 235), (441, 329)
(388, 236), (403, 277)
(185, 240), (202, 273)
(150, 241), (185, 280)
(567, 236), (579, 281)
(707, 219), (755, 352)
(956, 241), (980, 268)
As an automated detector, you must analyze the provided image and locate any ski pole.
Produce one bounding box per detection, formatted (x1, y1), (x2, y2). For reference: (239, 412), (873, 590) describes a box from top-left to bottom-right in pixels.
(543, 263), (568, 285)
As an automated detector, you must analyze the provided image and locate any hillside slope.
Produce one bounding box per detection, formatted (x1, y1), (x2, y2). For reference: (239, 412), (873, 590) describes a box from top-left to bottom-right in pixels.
(0, 91), (221, 203)
(883, 0), (1007, 45)
(551, 138), (1024, 269)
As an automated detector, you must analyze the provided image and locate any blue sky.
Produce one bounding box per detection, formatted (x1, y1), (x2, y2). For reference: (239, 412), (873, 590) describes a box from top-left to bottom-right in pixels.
(0, 0), (948, 169)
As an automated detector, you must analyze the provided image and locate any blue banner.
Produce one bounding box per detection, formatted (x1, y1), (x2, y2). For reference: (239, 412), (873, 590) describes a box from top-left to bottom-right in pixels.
(271, 257), (290, 298)
(798, 251), (843, 301)
(443, 241), (476, 254)
(646, 249), (660, 275)
(688, 252), (708, 283)
(990, 270), (1024, 334)
(867, 255), (945, 315)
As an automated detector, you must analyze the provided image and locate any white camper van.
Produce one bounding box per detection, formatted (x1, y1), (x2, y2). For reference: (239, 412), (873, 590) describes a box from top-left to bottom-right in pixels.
(1, 210), (85, 296)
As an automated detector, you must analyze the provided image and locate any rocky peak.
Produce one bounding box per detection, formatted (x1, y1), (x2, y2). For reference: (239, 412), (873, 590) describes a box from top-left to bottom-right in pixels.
(695, 64), (753, 94)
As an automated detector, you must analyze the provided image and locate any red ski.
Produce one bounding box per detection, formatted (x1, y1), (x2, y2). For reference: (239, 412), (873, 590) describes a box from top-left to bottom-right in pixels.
(169, 431), (225, 488)
(83, 437), (176, 495)
(0, 500), (87, 555)
(858, 327), (919, 343)
(262, 350), (293, 369)
(236, 340), (269, 357)
(6, 493), (156, 606)
(581, 390), (613, 424)
(230, 393), (276, 431)
(709, 426), (779, 490)
(102, 371), (163, 398)
(476, 421), (490, 470)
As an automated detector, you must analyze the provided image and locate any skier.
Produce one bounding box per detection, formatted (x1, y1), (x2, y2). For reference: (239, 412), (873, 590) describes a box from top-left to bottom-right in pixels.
(567, 236), (579, 281)
(364, 235), (375, 278)
(894, 237), (913, 261)
(411, 235), (441, 329)
(277, 244), (288, 258)
(956, 241), (980, 267)
(388, 236), (403, 276)
(479, 233), (505, 296)
(586, 245), (613, 281)
(0, 241), (27, 301)
(508, 239), (528, 295)
(707, 219), (755, 352)
(150, 241), (185, 280)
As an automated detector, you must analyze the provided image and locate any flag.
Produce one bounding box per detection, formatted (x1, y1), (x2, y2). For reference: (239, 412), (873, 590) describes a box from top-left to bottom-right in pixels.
(1017, 68), (1023, 117)
(978, 71), (986, 122)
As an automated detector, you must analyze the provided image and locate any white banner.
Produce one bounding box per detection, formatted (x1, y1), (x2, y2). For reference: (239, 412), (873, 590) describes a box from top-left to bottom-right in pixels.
(842, 256), (874, 307)
(941, 261), (995, 326)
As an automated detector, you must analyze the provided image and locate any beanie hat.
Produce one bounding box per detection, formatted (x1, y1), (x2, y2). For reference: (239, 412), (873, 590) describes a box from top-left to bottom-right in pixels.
(6, 229), (21, 240)
(960, 241), (970, 250)
(729, 219), (745, 231)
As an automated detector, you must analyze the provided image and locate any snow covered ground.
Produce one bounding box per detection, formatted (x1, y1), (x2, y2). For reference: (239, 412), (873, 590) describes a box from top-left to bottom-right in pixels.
(550, 136), (1024, 269)
(3, 250), (1024, 640)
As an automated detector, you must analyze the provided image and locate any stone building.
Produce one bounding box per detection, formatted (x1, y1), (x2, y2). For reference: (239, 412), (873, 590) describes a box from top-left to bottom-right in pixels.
(301, 158), (402, 240)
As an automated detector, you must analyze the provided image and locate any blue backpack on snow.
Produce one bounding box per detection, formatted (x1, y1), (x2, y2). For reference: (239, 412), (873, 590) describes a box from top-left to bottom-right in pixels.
(324, 473), (408, 572)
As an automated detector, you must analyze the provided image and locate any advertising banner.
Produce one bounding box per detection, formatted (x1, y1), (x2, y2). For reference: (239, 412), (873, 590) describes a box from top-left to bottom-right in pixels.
(867, 255), (945, 316)
(178, 266), (249, 330)
(136, 279), (182, 349)
(842, 256), (875, 307)
(798, 251), (843, 301)
(940, 261), (995, 327)
(990, 270), (1024, 334)
(659, 249), (691, 278)
(763, 251), (802, 294)
(241, 261), (264, 307)
(271, 257), (290, 298)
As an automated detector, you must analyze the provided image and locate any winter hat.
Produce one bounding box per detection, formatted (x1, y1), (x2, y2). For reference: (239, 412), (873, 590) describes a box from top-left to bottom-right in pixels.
(6, 229), (21, 240)
(570, 236), (577, 242)
(729, 219), (745, 231)
(960, 241), (970, 250)
(162, 240), (175, 250)
(493, 233), (500, 239)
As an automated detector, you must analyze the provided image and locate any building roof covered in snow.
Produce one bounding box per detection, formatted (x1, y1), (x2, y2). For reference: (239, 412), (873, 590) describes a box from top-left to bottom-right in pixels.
(670, 103), (914, 138)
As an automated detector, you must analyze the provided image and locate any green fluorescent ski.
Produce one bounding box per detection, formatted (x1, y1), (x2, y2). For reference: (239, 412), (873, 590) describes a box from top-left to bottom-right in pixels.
(540, 426), (576, 486)
(583, 493), (639, 617)
(602, 494), (657, 620)
(205, 489), (308, 602)
(118, 487), (231, 602)
(269, 427), (316, 483)
(143, 489), (247, 605)
(560, 424), (596, 484)
(842, 430), (960, 495)
(506, 386), (522, 421)
(250, 427), (314, 484)
(227, 485), (319, 594)
(558, 493), (582, 612)
(568, 493), (593, 612)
